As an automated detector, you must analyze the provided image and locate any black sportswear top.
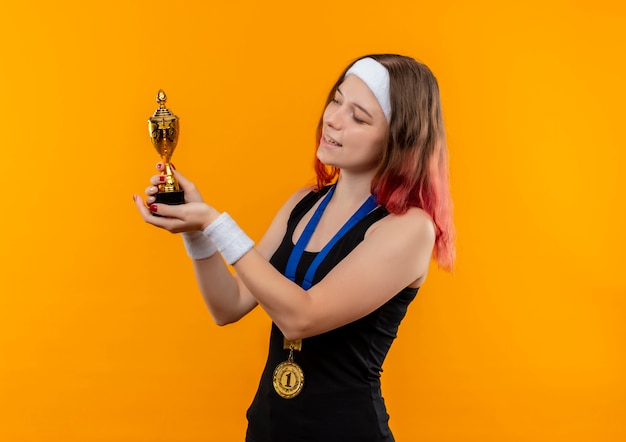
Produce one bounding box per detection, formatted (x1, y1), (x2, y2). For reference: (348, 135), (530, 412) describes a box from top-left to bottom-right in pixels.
(245, 187), (419, 442)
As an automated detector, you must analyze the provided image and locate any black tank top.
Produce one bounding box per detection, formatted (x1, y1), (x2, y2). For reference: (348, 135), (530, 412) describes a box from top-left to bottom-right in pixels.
(245, 187), (419, 442)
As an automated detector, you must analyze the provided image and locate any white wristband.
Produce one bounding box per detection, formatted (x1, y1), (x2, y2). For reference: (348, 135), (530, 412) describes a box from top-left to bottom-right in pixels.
(181, 231), (218, 260)
(203, 212), (255, 265)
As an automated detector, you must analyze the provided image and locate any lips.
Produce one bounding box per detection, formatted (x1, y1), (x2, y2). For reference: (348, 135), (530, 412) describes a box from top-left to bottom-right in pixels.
(323, 133), (342, 147)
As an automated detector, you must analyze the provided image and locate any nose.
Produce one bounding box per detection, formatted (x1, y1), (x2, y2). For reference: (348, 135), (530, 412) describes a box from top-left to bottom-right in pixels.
(323, 103), (343, 130)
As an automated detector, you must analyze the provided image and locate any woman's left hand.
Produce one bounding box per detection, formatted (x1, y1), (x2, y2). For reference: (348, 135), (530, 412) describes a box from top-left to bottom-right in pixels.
(134, 197), (220, 234)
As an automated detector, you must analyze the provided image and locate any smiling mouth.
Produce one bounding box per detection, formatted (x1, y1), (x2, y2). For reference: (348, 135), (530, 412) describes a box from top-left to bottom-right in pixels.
(323, 134), (342, 147)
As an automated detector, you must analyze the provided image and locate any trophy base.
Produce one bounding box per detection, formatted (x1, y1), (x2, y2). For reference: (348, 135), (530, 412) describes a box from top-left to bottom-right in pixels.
(152, 191), (185, 216)
(155, 190), (185, 205)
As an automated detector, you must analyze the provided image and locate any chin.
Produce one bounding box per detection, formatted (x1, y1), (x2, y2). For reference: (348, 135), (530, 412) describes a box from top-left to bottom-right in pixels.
(316, 147), (339, 168)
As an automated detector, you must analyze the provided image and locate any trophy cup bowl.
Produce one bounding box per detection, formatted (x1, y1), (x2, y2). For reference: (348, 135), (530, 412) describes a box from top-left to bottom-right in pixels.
(148, 89), (185, 205)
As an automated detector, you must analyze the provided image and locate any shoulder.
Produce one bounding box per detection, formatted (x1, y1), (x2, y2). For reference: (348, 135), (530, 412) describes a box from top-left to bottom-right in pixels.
(369, 206), (435, 246)
(289, 186), (318, 204)
(255, 186), (316, 259)
(278, 186), (317, 216)
(365, 207), (436, 285)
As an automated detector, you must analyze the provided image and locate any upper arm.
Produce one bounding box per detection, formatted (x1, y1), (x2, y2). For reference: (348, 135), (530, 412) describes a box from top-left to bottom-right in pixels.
(229, 201), (435, 339)
(299, 209), (436, 337)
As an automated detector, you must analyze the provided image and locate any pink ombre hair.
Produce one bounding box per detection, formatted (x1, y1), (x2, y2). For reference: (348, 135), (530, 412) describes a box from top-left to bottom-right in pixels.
(314, 54), (456, 271)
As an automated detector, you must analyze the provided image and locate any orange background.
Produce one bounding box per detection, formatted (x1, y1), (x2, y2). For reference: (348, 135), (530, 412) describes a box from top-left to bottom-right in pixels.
(1, 0), (624, 440)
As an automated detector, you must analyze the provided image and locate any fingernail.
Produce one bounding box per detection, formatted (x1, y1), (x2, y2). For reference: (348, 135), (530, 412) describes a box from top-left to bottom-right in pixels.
(159, 175), (165, 182)
(149, 204), (158, 212)
(157, 163), (162, 170)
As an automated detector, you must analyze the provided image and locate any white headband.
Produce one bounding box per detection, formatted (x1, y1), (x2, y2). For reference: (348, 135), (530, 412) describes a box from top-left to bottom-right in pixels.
(344, 57), (391, 122)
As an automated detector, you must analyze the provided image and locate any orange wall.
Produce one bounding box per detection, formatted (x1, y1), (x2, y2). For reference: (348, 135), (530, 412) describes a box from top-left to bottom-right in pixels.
(1, 1), (624, 441)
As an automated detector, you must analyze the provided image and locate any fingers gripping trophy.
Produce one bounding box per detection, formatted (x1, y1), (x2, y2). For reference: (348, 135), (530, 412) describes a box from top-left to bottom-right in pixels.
(148, 90), (185, 205)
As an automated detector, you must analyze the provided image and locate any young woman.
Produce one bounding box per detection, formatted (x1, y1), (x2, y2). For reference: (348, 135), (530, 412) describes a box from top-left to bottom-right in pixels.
(134, 54), (455, 442)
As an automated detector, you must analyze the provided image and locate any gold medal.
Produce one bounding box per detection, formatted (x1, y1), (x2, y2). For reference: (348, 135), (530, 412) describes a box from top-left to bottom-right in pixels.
(273, 360), (304, 399)
(273, 342), (304, 399)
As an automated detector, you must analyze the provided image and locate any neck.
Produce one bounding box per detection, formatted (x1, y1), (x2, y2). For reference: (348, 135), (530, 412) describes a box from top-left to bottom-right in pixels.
(332, 170), (376, 206)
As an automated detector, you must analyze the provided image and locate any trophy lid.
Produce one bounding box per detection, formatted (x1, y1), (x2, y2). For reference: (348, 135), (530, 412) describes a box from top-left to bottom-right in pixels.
(149, 89), (178, 122)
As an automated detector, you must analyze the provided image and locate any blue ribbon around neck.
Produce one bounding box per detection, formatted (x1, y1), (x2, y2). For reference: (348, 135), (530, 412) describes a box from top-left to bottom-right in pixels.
(285, 185), (378, 290)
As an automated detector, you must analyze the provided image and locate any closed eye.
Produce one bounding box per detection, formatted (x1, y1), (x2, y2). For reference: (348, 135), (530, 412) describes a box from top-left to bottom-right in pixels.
(332, 89), (344, 106)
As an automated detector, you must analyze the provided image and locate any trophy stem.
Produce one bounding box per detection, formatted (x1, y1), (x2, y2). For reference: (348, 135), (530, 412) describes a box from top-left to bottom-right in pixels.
(160, 162), (179, 193)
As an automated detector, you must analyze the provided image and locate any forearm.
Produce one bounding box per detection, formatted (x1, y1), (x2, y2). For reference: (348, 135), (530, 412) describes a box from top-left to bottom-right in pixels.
(191, 254), (258, 325)
(180, 227), (257, 325)
(191, 191), (318, 336)
(233, 249), (314, 340)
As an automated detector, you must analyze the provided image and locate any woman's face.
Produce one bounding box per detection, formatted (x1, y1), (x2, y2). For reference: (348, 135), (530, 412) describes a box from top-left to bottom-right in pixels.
(317, 74), (389, 174)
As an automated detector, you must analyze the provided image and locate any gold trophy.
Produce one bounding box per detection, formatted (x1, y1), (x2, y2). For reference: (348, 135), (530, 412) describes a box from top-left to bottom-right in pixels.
(148, 89), (184, 205)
